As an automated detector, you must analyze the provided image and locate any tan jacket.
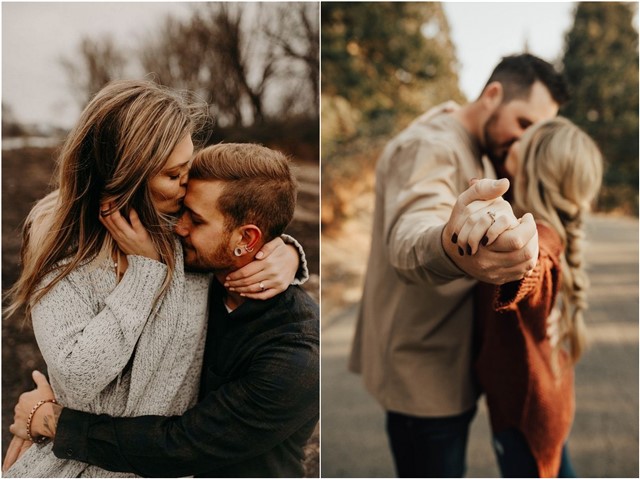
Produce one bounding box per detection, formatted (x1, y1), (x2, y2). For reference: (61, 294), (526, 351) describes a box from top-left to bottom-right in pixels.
(349, 105), (495, 417)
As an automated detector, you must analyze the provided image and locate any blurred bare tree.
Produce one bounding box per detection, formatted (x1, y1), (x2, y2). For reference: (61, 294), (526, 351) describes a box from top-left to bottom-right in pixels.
(60, 35), (127, 106)
(58, 3), (318, 129)
(2, 103), (25, 137)
(265, 3), (319, 113)
(140, 5), (246, 126)
(138, 3), (317, 127)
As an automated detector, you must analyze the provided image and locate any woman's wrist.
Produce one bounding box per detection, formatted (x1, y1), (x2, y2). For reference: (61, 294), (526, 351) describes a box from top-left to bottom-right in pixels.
(280, 234), (309, 285)
(32, 402), (62, 439)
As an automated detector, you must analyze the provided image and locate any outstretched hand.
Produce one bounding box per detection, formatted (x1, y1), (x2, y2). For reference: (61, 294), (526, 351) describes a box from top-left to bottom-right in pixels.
(447, 178), (520, 255)
(442, 178), (538, 285)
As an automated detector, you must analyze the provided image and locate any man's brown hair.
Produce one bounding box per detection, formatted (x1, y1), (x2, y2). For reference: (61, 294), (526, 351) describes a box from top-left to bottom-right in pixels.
(483, 53), (570, 106)
(189, 143), (297, 242)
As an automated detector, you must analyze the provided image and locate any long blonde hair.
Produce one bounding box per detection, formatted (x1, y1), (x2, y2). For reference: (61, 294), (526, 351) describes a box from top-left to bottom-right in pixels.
(512, 116), (603, 363)
(6, 80), (209, 320)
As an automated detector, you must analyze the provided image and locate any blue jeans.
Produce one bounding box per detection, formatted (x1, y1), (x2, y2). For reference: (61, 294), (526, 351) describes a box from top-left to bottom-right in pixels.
(493, 428), (577, 478)
(386, 407), (477, 478)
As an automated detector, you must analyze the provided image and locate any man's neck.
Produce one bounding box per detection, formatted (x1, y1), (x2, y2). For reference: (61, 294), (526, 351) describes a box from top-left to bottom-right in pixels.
(215, 272), (246, 312)
(450, 102), (484, 146)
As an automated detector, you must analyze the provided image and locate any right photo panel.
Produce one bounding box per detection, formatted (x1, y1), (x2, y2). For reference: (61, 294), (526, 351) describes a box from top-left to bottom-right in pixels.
(320, 2), (639, 478)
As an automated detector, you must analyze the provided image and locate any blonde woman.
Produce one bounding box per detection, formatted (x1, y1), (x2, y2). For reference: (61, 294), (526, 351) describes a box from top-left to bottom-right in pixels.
(454, 117), (602, 477)
(3, 80), (304, 477)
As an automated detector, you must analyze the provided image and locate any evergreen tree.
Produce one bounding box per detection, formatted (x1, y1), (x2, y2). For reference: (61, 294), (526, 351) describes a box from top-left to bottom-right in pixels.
(321, 2), (464, 223)
(561, 2), (639, 213)
(321, 2), (464, 134)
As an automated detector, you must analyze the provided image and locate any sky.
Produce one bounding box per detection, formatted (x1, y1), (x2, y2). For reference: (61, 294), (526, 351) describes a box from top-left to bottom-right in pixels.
(2, 2), (635, 129)
(2, 2), (194, 128)
(442, 2), (576, 100)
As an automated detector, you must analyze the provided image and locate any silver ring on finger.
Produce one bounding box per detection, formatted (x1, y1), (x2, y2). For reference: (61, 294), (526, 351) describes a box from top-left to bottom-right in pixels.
(487, 210), (496, 225)
(259, 281), (265, 292)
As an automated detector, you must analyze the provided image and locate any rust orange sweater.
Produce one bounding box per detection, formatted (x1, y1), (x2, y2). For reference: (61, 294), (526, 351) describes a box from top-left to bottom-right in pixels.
(475, 223), (575, 478)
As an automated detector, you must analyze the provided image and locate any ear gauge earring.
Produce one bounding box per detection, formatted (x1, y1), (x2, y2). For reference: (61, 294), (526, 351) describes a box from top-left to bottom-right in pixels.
(233, 247), (243, 257)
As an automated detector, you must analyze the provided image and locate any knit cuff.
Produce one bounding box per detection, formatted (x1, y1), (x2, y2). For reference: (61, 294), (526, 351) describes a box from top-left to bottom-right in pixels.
(494, 262), (543, 311)
(281, 234), (309, 285)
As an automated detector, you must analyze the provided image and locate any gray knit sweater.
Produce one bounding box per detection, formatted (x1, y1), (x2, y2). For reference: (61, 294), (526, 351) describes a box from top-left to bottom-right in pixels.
(6, 241), (210, 478)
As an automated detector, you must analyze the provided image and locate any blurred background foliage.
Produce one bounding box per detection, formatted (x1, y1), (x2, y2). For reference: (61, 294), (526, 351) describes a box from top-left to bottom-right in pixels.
(561, 2), (639, 215)
(321, 3), (464, 226)
(321, 2), (463, 133)
(321, 1), (639, 228)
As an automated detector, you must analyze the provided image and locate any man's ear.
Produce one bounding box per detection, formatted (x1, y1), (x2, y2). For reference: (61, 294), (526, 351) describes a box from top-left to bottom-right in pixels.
(481, 81), (504, 112)
(237, 225), (263, 253)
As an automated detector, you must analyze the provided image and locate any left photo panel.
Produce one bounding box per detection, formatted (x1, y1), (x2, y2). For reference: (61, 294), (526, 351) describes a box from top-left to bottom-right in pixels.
(2, 3), (319, 477)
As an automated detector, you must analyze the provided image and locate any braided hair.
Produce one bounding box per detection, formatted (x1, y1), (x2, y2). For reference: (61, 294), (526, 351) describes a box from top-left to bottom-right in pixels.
(512, 117), (603, 364)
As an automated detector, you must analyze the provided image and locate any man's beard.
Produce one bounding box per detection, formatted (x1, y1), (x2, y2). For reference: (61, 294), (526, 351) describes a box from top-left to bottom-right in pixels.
(483, 112), (510, 168)
(183, 230), (235, 274)
(482, 112), (514, 202)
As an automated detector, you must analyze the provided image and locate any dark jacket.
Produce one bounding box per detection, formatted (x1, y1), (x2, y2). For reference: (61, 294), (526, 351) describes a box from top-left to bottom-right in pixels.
(53, 282), (319, 477)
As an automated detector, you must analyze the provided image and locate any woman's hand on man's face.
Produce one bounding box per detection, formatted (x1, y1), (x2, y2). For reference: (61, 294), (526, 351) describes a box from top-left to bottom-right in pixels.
(99, 202), (161, 262)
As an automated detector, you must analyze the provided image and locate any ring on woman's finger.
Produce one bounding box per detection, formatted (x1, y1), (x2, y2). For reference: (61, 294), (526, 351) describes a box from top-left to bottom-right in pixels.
(487, 210), (496, 225)
(259, 282), (265, 292)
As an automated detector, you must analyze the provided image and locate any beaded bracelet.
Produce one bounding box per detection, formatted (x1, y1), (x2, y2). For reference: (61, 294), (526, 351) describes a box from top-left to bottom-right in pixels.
(26, 398), (57, 443)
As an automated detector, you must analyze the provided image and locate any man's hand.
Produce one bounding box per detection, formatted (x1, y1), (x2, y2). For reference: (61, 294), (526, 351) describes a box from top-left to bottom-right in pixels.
(2, 436), (32, 472)
(442, 179), (538, 285)
(10, 371), (59, 440)
(447, 178), (520, 255)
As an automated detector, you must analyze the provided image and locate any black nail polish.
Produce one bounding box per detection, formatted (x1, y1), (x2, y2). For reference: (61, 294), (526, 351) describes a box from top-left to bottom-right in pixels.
(466, 245), (472, 255)
(451, 233), (458, 244)
(458, 246), (464, 256)
(481, 236), (489, 246)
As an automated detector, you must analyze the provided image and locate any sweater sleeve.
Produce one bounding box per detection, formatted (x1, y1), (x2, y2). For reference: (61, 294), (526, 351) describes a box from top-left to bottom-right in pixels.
(384, 138), (467, 284)
(281, 234), (309, 285)
(32, 255), (168, 405)
(494, 224), (562, 317)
